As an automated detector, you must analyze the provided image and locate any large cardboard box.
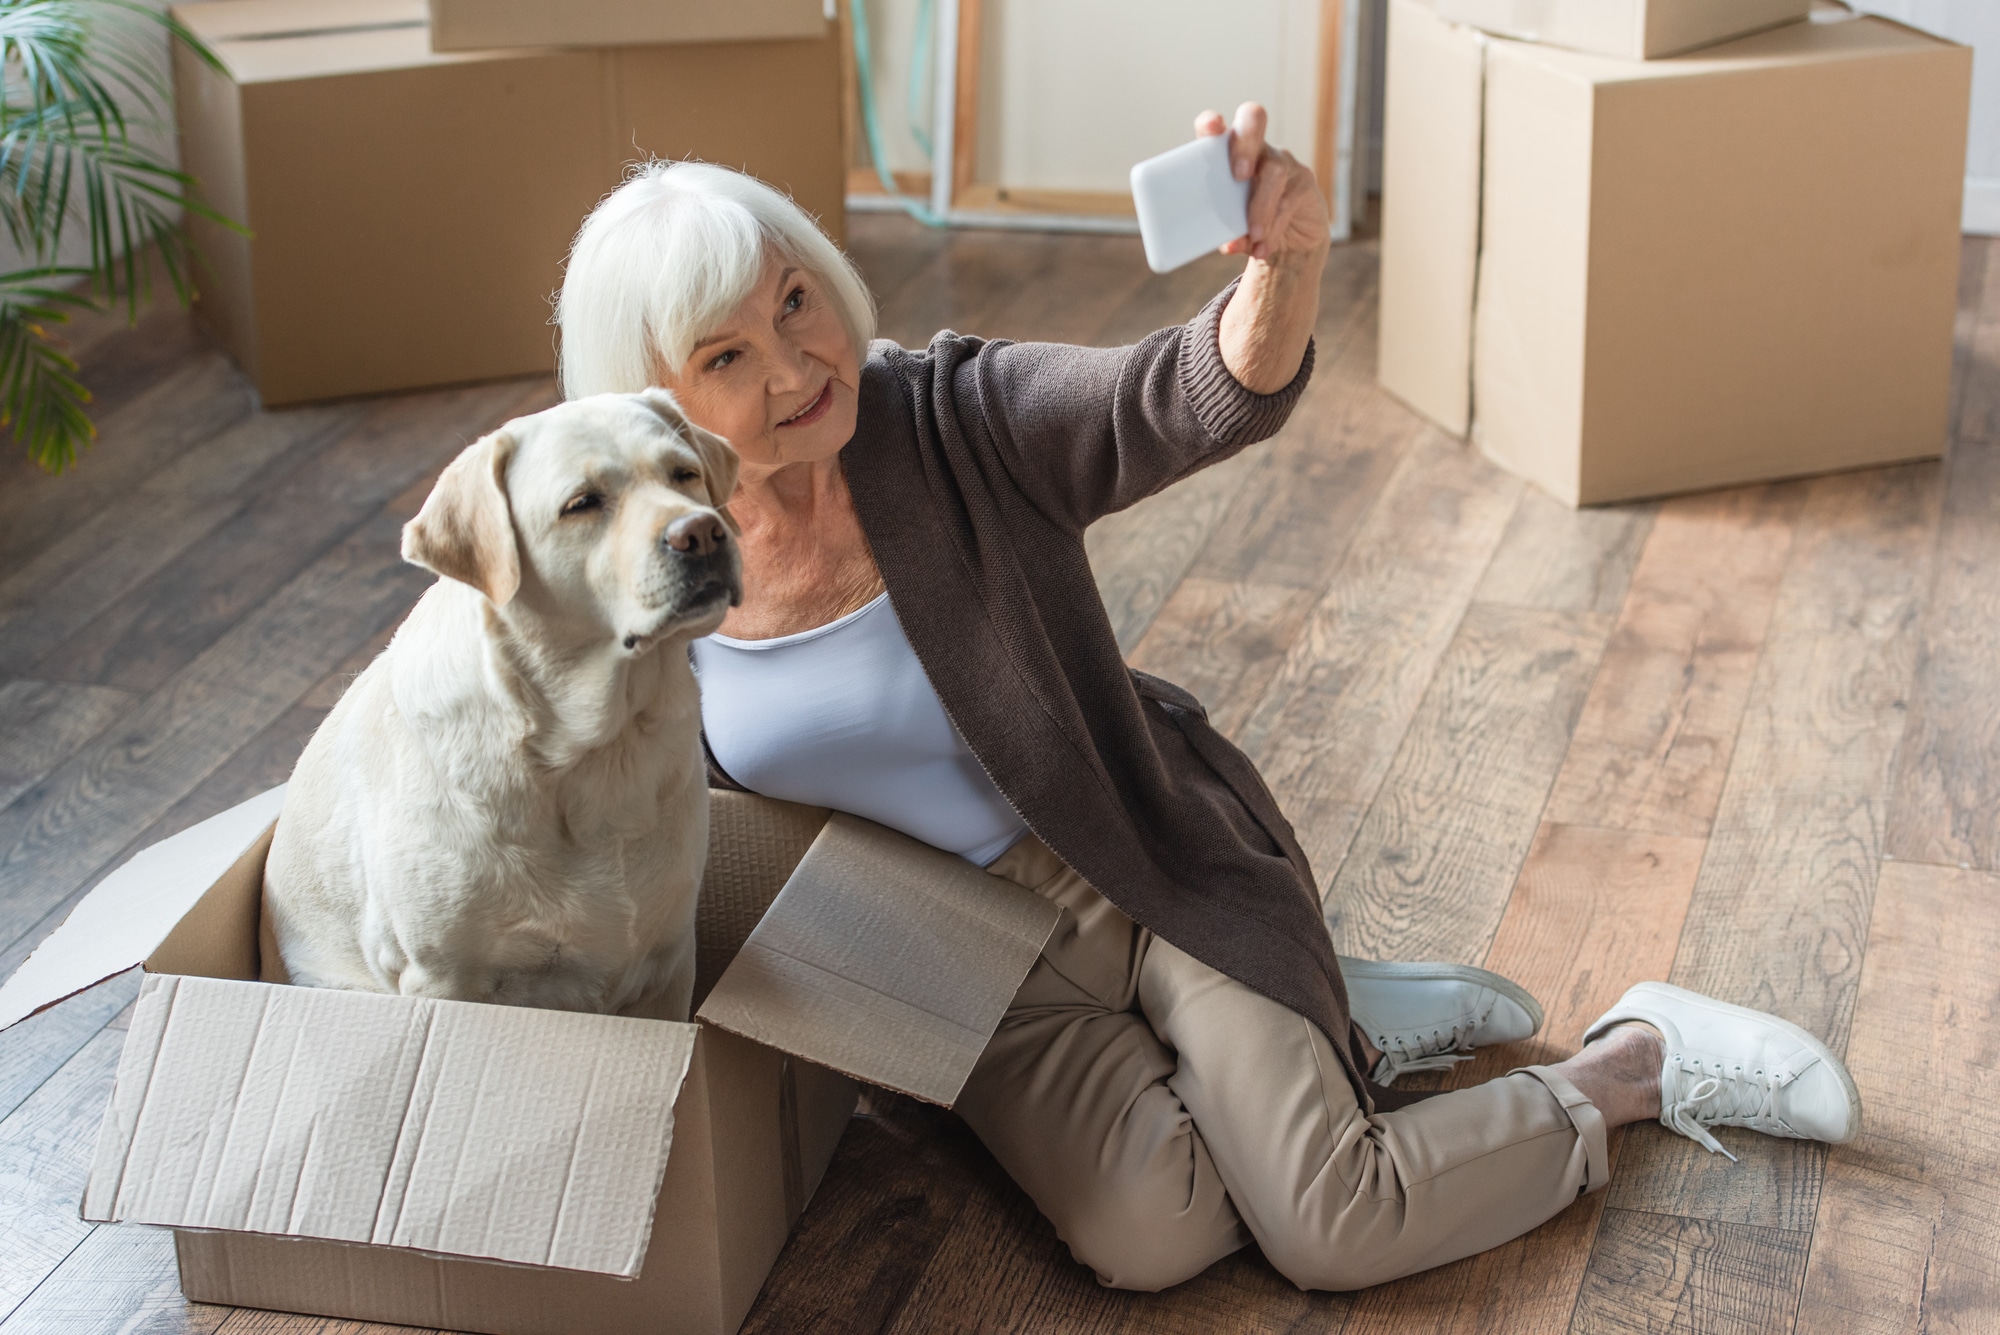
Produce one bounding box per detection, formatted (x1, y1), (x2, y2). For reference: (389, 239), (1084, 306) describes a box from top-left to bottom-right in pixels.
(1435, 0), (1808, 59)
(0, 789), (1058, 1335)
(174, 0), (845, 407)
(428, 0), (828, 52)
(1379, 2), (1971, 505)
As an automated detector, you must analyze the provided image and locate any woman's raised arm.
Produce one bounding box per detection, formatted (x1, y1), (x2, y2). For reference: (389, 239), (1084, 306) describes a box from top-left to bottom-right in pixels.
(1206, 102), (1330, 394)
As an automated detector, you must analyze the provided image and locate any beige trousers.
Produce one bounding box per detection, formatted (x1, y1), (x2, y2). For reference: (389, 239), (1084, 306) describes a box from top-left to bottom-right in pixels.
(954, 837), (1610, 1292)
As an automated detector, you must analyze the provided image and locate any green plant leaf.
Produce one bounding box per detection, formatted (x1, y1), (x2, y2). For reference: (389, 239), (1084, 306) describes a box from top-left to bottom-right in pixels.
(0, 0), (240, 471)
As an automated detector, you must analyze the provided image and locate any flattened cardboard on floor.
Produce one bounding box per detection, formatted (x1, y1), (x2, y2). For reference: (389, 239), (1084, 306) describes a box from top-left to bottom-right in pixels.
(174, 0), (844, 406)
(1436, 0), (1808, 59)
(428, 0), (827, 52)
(1378, 1), (1970, 505)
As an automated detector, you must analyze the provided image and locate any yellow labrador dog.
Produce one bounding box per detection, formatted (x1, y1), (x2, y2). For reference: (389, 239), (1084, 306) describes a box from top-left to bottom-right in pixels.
(262, 390), (740, 1020)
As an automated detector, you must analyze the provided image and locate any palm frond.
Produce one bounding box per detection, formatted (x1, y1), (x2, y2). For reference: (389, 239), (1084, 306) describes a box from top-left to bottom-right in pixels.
(0, 0), (241, 470)
(0, 265), (99, 471)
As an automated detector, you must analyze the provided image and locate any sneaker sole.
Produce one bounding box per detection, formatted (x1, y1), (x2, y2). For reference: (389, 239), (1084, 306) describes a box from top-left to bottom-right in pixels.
(1336, 958), (1546, 1037)
(1616, 981), (1864, 1144)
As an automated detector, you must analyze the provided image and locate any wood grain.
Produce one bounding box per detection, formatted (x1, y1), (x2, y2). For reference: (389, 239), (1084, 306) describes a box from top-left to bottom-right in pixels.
(1472, 489), (1655, 617)
(1238, 432), (1522, 894)
(1324, 602), (1611, 962)
(36, 379), (547, 693)
(0, 973), (136, 1124)
(0, 680), (136, 810)
(1128, 579), (1322, 742)
(1086, 448), (1262, 653)
(1951, 235), (1999, 447)
(1569, 1209), (1810, 1335)
(1943, 234), (1991, 444)
(0, 508), (439, 956)
(1339, 826), (1705, 1334)
(739, 1091), (987, 1335)
(1884, 434), (2000, 871)
(889, 1164), (1347, 1335)
(1793, 861), (2000, 1335)
(1183, 326), (1409, 592)
(0, 401), (366, 677)
(0, 1027), (124, 1320)
(1603, 464), (1938, 1230)
(0, 1222), (229, 1335)
(0, 349), (253, 576)
(1474, 823), (1707, 1073)
(1543, 484), (1805, 839)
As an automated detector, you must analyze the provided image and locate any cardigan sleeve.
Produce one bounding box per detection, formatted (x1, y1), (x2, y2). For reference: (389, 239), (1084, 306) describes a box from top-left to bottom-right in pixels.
(951, 279), (1315, 532)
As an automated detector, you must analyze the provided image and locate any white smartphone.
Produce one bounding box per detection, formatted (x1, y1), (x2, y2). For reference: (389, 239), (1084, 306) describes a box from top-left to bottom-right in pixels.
(1129, 133), (1251, 274)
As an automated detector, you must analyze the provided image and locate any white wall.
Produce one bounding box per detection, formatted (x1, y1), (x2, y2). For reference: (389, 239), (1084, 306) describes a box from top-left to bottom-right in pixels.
(1852, 0), (2000, 234)
(854, 0), (1326, 195)
(976, 0), (1323, 194)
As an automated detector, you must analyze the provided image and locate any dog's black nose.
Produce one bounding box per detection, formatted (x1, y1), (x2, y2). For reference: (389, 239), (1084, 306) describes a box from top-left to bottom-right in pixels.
(664, 513), (727, 557)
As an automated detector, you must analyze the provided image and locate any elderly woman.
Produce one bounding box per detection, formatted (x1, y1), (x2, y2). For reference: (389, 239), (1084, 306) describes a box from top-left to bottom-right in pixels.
(555, 108), (1860, 1293)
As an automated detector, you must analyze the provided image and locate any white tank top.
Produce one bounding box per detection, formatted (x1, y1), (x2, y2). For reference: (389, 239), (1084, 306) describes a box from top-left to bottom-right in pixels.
(690, 592), (1029, 866)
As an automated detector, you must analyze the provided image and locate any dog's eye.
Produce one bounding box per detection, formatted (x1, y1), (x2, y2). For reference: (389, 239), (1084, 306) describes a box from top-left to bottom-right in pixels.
(671, 467), (700, 485)
(561, 492), (603, 518)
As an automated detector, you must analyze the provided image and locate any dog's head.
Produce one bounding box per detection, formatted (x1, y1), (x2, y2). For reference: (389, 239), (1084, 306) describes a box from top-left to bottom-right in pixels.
(402, 389), (742, 653)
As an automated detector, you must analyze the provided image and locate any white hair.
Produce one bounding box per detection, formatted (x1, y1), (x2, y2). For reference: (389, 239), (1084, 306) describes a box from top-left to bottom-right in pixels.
(556, 161), (877, 400)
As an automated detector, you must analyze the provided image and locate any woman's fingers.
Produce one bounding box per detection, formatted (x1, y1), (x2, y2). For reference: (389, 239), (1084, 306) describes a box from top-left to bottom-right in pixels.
(1245, 148), (1289, 246)
(1230, 102), (1268, 181)
(1194, 109), (1228, 140)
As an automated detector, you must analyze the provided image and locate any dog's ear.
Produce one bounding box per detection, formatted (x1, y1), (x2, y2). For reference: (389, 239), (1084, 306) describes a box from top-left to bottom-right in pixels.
(640, 387), (741, 531)
(402, 431), (521, 606)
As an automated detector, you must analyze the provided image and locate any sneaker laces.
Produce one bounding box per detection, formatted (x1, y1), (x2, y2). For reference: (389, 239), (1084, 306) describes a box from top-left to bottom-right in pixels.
(1370, 1020), (1476, 1085)
(1660, 1054), (1788, 1162)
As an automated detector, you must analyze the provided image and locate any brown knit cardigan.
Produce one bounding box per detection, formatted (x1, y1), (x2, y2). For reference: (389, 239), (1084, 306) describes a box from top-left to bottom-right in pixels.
(712, 284), (1382, 1111)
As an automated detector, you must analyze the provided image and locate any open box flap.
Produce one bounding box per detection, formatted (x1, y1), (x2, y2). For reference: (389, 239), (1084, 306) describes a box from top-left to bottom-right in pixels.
(85, 973), (696, 1278)
(0, 786), (288, 1033)
(697, 814), (1062, 1108)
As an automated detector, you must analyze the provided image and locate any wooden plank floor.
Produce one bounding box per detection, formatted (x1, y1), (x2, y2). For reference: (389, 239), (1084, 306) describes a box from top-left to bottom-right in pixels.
(1, 216), (1994, 1334)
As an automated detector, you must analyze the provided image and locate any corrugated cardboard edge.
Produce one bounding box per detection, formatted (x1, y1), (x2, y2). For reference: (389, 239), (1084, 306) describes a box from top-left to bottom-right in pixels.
(698, 814), (1060, 1108)
(0, 787), (287, 1033)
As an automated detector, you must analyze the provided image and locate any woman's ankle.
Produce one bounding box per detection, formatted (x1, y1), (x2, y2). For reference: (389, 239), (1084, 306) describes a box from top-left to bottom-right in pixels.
(1553, 1023), (1664, 1128)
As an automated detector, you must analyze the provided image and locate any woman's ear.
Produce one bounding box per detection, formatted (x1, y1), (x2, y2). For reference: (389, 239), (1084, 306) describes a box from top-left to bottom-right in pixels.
(401, 432), (520, 606)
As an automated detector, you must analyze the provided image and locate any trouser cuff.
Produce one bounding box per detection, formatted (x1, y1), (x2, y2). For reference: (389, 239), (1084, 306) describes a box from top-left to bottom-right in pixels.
(1515, 1064), (1611, 1195)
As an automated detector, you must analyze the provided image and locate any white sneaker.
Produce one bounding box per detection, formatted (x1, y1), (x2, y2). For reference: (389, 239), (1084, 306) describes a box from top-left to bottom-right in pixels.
(1340, 958), (1545, 1085)
(1584, 981), (1863, 1160)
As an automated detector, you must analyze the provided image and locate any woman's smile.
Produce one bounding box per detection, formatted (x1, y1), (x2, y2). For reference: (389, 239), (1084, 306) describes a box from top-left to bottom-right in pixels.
(778, 379), (835, 428)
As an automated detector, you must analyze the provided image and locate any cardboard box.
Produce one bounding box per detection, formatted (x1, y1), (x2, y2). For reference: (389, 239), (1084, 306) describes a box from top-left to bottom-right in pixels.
(0, 789), (1058, 1335)
(174, 0), (845, 406)
(1435, 0), (1808, 59)
(1379, 1), (1970, 505)
(429, 0), (828, 53)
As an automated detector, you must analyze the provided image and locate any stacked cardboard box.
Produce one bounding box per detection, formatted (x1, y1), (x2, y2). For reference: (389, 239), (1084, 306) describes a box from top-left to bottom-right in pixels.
(0, 789), (1059, 1335)
(175, 0), (845, 406)
(1379, 0), (1972, 505)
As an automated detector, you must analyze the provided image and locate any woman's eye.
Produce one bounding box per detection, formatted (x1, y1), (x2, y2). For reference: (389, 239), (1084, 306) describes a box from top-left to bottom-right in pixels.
(561, 493), (603, 517)
(708, 349), (739, 371)
(785, 286), (806, 314)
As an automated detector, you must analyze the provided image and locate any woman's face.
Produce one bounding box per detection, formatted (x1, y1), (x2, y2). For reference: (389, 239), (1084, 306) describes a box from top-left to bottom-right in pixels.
(659, 254), (862, 476)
